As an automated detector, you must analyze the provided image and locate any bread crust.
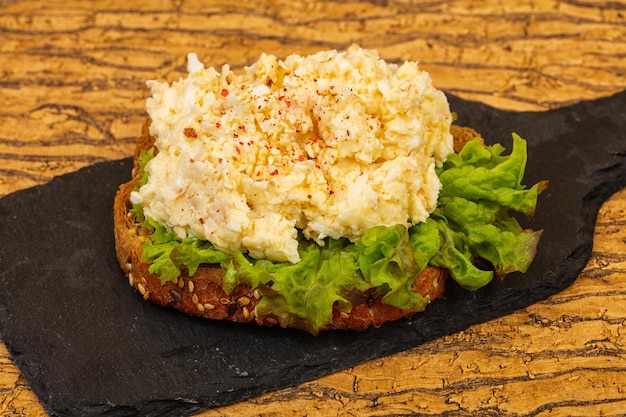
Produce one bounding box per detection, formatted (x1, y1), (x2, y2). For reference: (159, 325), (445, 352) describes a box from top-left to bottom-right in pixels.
(114, 120), (479, 333)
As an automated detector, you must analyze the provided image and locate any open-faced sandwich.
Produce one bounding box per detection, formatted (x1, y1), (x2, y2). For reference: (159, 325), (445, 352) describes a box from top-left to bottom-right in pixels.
(114, 45), (547, 335)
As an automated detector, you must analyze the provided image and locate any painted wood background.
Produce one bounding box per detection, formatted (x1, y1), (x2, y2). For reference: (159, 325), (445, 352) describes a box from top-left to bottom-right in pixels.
(1, 1), (625, 415)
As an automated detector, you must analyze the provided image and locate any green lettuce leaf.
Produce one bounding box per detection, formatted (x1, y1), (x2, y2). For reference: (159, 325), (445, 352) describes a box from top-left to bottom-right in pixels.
(437, 134), (545, 217)
(412, 134), (546, 290)
(128, 147), (156, 222)
(142, 217), (231, 281)
(355, 225), (427, 312)
(232, 238), (371, 334)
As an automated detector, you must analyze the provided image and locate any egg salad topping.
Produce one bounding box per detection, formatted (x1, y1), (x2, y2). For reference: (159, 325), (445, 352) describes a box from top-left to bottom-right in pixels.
(131, 45), (454, 263)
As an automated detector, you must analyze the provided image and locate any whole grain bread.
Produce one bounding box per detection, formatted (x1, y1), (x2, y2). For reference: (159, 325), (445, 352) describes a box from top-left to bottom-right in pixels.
(113, 120), (481, 333)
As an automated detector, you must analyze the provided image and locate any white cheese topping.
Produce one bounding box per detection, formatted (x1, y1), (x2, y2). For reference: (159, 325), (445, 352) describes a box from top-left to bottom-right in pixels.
(131, 45), (454, 263)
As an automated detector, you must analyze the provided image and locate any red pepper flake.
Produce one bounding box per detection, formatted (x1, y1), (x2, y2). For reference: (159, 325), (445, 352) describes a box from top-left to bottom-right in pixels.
(285, 100), (291, 108)
(216, 122), (222, 128)
(297, 155), (306, 162)
(199, 218), (205, 225)
(329, 190), (335, 195)
(190, 158), (195, 163)
(238, 125), (245, 131)
(183, 127), (197, 138)
(270, 169), (279, 176)
(221, 88), (229, 97)
(315, 164), (321, 169)
(307, 194), (312, 199)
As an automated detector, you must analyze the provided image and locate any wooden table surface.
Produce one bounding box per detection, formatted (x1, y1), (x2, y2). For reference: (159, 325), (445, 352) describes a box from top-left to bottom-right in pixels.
(1, 1), (625, 416)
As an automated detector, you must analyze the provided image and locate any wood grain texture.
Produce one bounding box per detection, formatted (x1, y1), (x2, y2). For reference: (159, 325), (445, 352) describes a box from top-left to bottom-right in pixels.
(0, 0), (625, 415)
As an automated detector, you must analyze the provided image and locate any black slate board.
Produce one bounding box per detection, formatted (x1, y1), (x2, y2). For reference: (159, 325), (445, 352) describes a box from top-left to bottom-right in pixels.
(0, 91), (625, 417)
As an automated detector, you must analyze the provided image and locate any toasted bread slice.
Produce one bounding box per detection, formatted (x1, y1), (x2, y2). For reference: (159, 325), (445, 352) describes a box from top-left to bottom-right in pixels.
(114, 120), (481, 332)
